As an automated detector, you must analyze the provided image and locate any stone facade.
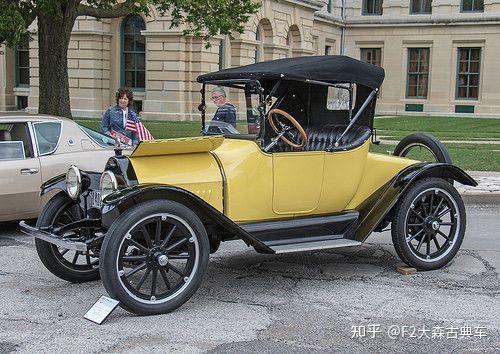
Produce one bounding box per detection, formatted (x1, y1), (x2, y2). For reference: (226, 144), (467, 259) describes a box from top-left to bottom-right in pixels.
(1, 0), (499, 119)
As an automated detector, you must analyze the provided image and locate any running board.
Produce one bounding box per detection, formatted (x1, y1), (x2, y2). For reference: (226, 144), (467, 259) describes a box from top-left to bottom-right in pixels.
(273, 238), (361, 254)
(239, 212), (360, 254)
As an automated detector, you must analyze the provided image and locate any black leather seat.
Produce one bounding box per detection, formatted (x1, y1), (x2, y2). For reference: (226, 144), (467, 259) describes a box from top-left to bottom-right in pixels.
(275, 124), (371, 152)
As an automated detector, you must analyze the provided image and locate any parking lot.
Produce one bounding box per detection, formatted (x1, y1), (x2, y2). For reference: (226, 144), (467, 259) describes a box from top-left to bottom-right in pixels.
(0, 203), (499, 353)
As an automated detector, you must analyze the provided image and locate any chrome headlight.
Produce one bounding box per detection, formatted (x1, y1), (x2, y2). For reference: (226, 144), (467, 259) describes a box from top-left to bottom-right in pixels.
(100, 170), (118, 201)
(66, 165), (82, 200)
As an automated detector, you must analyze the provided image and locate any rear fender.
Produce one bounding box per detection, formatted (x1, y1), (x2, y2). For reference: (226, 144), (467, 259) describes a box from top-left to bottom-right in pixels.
(101, 184), (274, 254)
(355, 163), (477, 242)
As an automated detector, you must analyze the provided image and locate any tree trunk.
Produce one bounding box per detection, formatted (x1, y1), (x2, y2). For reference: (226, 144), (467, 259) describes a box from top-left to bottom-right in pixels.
(37, 1), (79, 118)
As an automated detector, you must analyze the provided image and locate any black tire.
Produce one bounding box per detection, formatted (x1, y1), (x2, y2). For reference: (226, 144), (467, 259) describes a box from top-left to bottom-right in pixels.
(392, 178), (466, 271)
(393, 133), (452, 164)
(99, 200), (210, 315)
(35, 193), (100, 283)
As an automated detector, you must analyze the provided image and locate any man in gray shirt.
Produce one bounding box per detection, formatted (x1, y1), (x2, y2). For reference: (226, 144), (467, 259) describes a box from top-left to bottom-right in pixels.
(210, 87), (236, 128)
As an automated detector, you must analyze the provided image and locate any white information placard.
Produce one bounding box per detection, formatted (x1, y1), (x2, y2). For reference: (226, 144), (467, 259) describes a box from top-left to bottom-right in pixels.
(84, 296), (120, 325)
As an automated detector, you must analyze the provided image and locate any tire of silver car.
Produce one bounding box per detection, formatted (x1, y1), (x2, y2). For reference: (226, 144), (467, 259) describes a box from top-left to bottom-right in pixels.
(99, 200), (210, 315)
(35, 192), (100, 283)
(391, 177), (466, 271)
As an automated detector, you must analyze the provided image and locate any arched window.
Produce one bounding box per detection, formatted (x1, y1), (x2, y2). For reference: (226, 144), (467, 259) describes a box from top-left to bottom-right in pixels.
(121, 14), (146, 90)
(254, 26), (263, 63)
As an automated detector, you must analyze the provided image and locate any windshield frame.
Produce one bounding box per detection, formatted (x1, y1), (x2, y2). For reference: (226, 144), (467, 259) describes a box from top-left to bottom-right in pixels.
(200, 79), (266, 143)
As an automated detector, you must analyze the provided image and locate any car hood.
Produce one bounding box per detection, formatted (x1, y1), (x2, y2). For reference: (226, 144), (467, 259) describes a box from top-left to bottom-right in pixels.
(130, 136), (225, 157)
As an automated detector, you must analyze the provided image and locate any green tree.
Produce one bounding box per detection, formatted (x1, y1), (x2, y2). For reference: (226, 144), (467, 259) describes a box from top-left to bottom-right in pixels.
(0, 0), (259, 117)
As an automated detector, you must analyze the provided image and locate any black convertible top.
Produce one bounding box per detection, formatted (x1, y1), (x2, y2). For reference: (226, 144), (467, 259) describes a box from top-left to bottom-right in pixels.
(197, 55), (385, 89)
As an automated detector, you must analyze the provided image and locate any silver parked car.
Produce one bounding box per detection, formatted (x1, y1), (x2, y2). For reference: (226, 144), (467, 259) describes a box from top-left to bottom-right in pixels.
(0, 114), (119, 222)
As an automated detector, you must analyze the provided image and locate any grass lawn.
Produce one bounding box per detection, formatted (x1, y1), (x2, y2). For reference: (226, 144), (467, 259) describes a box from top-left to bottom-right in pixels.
(374, 115), (500, 141)
(370, 143), (500, 172)
(372, 116), (500, 171)
(76, 116), (500, 171)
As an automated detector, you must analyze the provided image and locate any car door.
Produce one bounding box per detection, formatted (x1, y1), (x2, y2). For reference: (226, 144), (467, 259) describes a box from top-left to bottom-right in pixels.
(320, 143), (369, 212)
(0, 122), (41, 220)
(272, 151), (325, 215)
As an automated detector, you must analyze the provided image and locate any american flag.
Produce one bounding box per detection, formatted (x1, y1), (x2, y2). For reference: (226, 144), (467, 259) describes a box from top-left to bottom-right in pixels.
(125, 111), (153, 141)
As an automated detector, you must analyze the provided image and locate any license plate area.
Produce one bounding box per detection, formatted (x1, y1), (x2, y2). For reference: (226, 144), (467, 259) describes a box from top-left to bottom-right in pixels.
(88, 190), (101, 209)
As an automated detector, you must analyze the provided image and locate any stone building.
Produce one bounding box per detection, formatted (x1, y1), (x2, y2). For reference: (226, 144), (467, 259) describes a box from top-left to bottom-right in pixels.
(1, 0), (499, 119)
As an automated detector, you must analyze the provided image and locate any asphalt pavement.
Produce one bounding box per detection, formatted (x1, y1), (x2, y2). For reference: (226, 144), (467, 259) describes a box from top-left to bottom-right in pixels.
(0, 203), (498, 353)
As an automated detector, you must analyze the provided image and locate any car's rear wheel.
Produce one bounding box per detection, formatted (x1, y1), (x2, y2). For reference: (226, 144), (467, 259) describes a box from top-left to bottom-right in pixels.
(391, 178), (466, 270)
(99, 200), (210, 315)
(393, 133), (452, 164)
(35, 193), (100, 283)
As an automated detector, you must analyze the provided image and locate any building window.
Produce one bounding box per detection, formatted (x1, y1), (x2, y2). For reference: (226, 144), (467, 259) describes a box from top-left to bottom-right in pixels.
(15, 39), (30, 87)
(456, 48), (481, 100)
(410, 0), (432, 14)
(362, 0), (383, 15)
(133, 100), (143, 113)
(461, 0), (484, 12)
(406, 48), (430, 99)
(17, 96), (28, 110)
(361, 48), (381, 66)
(325, 45), (332, 55)
(327, 0), (333, 13)
(122, 14), (146, 90)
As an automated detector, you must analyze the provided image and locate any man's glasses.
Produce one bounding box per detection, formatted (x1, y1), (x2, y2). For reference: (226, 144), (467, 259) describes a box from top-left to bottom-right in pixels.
(211, 95), (223, 100)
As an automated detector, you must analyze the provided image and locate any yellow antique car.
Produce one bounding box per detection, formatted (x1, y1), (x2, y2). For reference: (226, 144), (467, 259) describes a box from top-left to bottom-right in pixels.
(21, 56), (477, 315)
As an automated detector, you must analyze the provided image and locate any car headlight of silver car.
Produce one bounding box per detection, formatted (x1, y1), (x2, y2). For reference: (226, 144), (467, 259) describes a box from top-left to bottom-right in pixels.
(66, 165), (82, 200)
(100, 170), (118, 201)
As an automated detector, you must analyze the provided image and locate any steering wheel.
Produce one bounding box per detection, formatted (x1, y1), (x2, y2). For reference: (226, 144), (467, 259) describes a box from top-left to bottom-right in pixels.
(268, 108), (308, 148)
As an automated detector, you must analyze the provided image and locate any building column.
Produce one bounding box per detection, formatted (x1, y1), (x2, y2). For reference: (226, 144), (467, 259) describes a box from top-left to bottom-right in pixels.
(0, 45), (16, 111)
(230, 39), (259, 67)
(140, 32), (219, 121)
(66, 18), (112, 118)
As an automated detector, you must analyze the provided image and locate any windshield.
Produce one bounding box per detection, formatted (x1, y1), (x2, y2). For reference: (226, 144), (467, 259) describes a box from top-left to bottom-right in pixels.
(79, 124), (117, 147)
(203, 82), (261, 137)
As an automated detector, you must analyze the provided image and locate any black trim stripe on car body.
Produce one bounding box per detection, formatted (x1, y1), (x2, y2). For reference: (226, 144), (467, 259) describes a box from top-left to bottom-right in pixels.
(209, 151), (227, 215)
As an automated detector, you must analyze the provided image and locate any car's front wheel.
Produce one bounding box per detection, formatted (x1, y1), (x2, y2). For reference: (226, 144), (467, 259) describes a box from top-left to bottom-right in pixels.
(391, 178), (466, 270)
(35, 192), (100, 283)
(99, 200), (210, 315)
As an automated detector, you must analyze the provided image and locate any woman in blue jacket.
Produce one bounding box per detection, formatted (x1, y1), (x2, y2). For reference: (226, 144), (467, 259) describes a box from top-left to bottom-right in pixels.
(100, 88), (139, 145)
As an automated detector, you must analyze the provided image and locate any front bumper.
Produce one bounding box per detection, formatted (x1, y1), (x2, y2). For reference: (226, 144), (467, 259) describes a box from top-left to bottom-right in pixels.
(19, 221), (90, 252)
